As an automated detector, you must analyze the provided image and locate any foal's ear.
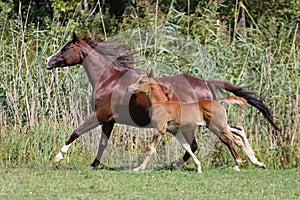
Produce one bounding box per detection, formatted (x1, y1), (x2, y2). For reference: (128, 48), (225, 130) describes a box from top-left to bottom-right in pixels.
(147, 69), (154, 78)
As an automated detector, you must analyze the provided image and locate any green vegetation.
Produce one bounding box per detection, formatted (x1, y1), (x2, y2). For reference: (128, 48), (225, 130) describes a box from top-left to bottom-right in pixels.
(0, 0), (299, 170)
(0, 167), (299, 199)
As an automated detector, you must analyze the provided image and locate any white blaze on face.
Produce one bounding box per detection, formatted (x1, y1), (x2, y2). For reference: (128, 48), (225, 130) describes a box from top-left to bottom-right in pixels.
(45, 54), (54, 67)
(45, 42), (69, 68)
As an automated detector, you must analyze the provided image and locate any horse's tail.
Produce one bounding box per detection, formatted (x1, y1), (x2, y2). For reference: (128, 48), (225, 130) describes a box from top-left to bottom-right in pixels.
(207, 80), (281, 131)
(218, 96), (248, 108)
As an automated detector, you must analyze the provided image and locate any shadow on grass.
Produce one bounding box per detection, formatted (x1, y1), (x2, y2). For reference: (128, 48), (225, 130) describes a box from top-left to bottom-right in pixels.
(87, 163), (197, 172)
(48, 161), (198, 172)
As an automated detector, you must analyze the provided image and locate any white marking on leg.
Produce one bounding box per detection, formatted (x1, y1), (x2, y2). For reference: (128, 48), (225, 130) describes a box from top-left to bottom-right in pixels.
(175, 131), (202, 173)
(54, 144), (71, 161)
(228, 126), (265, 168)
(133, 154), (152, 171)
(229, 126), (254, 155)
(134, 132), (162, 171)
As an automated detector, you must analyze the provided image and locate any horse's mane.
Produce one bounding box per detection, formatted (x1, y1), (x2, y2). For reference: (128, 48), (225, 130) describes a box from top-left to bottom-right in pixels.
(81, 35), (140, 71)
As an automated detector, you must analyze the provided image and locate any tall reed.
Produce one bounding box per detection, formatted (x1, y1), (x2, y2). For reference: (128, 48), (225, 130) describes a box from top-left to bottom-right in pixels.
(0, 3), (298, 169)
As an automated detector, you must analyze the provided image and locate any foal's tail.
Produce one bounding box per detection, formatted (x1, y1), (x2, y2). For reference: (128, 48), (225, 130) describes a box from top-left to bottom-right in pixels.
(207, 80), (281, 131)
(218, 96), (248, 108)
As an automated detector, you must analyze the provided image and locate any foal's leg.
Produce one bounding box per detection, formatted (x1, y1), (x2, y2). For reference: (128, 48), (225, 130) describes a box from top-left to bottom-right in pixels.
(88, 121), (115, 169)
(229, 126), (254, 155)
(208, 128), (242, 171)
(175, 131), (202, 173)
(53, 113), (100, 162)
(217, 134), (243, 171)
(223, 126), (265, 168)
(133, 131), (163, 171)
(176, 131), (198, 167)
(179, 129), (243, 171)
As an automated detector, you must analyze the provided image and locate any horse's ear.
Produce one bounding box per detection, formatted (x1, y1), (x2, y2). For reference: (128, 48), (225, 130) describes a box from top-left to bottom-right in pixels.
(71, 31), (79, 43)
(148, 69), (154, 78)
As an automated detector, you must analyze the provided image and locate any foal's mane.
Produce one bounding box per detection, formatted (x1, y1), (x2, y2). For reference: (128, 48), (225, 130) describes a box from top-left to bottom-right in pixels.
(147, 76), (173, 101)
(81, 36), (139, 71)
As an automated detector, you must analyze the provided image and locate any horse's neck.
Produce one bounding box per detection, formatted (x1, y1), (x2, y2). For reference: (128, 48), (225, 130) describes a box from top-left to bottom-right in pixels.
(81, 51), (113, 89)
(148, 83), (169, 105)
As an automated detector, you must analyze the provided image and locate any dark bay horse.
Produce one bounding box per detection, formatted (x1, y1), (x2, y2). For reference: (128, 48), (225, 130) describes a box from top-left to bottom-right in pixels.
(127, 69), (265, 173)
(45, 32), (280, 170)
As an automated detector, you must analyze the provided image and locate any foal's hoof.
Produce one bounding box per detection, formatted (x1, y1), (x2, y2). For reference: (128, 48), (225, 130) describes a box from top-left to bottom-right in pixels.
(233, 165), (240, 171)
(197, 166), (202, 174)
(53, 157), (62, 163)
(132, 167), (140, 172)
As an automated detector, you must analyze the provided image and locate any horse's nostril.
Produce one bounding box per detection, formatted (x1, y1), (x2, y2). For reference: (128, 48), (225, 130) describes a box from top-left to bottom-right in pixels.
(45, 59), (48, 64)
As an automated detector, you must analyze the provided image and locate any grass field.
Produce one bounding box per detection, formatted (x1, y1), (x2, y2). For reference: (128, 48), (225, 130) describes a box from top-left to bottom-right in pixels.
(0, 167), (299, 200)
(0, 2), (298, 200)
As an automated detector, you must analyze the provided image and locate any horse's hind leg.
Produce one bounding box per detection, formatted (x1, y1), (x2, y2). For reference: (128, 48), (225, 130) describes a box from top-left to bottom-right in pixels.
(224, 126), (265, 169)
(88, 121), (115, 169)
(53, 113), (100, 162)
(133, 131), (162, 171)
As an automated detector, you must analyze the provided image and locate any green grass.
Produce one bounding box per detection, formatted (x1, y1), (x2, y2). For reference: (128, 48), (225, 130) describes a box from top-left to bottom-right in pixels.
(0, 167), (299, 200)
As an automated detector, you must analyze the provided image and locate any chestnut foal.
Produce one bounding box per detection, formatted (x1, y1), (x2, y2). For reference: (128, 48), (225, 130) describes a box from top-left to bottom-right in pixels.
(127, 70), (265, 173)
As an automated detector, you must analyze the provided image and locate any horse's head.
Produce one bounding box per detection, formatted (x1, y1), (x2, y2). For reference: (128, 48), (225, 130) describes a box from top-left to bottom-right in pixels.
(45, 32), (84, 70)
(127, 69), (156, 94)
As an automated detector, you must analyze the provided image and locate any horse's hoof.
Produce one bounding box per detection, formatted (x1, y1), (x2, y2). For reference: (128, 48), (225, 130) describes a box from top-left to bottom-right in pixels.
(233, 165), (240, 171)
(175, 159), (185, 168)
(87, 165), (95, 170)
(197, 167), (202, 173)
(53, 157), (62, 163)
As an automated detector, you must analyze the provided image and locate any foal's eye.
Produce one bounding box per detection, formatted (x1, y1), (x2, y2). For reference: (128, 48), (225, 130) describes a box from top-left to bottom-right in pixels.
(139, 80), (145, 84)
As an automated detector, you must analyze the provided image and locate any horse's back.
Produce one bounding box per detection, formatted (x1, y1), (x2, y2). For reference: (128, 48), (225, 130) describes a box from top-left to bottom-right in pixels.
(158, 74), (213, 101)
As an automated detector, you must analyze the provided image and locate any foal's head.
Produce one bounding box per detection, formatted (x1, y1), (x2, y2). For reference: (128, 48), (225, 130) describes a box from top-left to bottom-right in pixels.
(45, 32), (87, 70)
(127, 69), (158, 94)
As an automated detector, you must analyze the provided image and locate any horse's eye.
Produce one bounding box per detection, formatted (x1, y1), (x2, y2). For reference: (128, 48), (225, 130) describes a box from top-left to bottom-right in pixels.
(139, 80), (145, 84)
(61, 47), (67, 53)
(63, 45), (73, 52)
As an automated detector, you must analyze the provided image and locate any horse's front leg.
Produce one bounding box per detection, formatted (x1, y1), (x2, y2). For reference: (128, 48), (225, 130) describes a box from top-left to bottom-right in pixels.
(53, 113), (100, 162)
(88, 121), (115, 169)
